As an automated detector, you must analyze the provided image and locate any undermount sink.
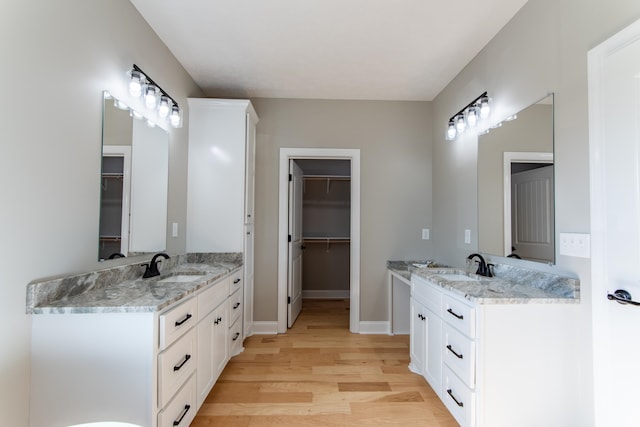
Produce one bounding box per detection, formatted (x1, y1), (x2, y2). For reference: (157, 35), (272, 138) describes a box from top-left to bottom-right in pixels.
(157, 274), (204, 283)
(435, 273), (480, 282)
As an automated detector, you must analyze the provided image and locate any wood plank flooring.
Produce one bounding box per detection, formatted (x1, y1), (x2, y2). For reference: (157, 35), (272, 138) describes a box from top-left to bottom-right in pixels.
(192, 299), (458, 426)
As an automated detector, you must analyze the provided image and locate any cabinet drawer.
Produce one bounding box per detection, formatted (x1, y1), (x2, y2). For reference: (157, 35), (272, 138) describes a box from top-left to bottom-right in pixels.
(411, 276), (442, 315)
(442, 365), (475, 427)
(442, 293), (475, 338)
(160, 297), (198, 350)
(443, 322), (475, 388)
(229, 269), (243, 295)
(158, 328), (197, 408)
(229, 316), (243, 357)
(228, 288), (243, 326)
(198, 277), (229, 319)
(158, 373), (197, 427)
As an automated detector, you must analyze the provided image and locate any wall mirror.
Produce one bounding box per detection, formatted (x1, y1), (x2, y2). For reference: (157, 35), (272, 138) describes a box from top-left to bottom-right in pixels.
(99, 92), (169, 260)
(478, 94), (554, 264)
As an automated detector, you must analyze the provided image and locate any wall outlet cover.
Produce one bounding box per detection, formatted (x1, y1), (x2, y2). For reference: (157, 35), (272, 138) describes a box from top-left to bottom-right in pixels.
(422, 228), (430, 240)
(464, 229), (471, 244)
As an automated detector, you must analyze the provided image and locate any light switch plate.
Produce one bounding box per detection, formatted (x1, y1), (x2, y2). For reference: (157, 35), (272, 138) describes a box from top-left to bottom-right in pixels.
(422, 228), (430, 240)
(464, 229), (471, 244)
(172, 222), (179, 238)
(559, 232), (590, 258)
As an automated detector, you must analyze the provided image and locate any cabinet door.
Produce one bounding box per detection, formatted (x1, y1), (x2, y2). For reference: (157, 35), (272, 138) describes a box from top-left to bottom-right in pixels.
(196, 304), (228, 407)
(423, 306), (442, 397)
(409, 298), (426, 374)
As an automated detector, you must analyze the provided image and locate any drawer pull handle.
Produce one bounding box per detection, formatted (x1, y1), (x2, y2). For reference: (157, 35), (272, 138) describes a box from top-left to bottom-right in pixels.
(233, 278), (241, 284)
(173, 354), (191, 371)
(232, 332), (241, 341)
(173, 404), (191, 426)
(174, 313), (192, 327)
(446, 389), (464, 407)
(214, 316), (223, 325)
(446, 344), (464, 359)
(233, 302), (241, 309)
(447, 308), (464, 320)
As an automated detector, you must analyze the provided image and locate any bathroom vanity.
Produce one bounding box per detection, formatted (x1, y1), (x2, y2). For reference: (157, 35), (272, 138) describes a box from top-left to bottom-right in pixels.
(409, 264), (580, 427)
(26, 254), (244, 427)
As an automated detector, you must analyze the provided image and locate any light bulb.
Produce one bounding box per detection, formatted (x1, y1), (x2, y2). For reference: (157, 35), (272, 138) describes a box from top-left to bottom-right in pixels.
(129, 70), (144, 98)
(466, 107), (478, 127)
(446, 121), (457, 140)
(144, 85), (159, 109)
(170, 105), (182, 128)
(114, 99), (128, 110)
(479, 97), (491, 119)
(158, 96), (172, 118)
(455, 115), (466, 133)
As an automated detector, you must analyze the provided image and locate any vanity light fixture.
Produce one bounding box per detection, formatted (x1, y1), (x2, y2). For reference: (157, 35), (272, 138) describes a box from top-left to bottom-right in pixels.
(127, 64), (182, 128)
(446, 91), (491, 140)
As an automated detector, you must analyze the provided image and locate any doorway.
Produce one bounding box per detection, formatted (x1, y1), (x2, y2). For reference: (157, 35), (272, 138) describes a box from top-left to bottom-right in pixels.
(277, 148), (361, 334)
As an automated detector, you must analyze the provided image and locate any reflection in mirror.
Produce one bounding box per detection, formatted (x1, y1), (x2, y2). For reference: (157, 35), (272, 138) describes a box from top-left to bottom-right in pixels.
(478, 94), (554, 264)
(99, 92), (169, 261)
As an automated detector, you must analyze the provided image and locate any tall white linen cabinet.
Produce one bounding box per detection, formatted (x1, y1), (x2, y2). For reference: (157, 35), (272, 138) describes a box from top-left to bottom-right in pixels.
(186, 98), (258, 338)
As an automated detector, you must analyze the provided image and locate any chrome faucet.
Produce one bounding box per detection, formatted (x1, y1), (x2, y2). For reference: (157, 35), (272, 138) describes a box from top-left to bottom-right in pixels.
(142, 253), (170, 278)
(467, 253), (493, 277)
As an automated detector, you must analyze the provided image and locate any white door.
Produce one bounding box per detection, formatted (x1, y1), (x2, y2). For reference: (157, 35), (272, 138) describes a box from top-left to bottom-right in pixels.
(589, 18), (640, 427)
(287, 160), (304, 327)
(511, 164), (554, 262)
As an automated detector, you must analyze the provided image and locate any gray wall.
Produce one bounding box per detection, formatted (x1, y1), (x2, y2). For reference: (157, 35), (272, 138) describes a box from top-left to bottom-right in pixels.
(1, 1), (202, 425)
(251, 98), (433, 322)
(432, 0), (640, 424)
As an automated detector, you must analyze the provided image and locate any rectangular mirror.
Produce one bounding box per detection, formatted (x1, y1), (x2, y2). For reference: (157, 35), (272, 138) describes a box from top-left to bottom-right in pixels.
(99, 92), (169, 260)
(478, 94), (554, 264)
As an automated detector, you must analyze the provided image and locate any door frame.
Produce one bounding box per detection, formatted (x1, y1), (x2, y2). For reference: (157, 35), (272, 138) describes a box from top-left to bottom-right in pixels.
(277, 148), (361, 334)
(502, 151), (553, 257)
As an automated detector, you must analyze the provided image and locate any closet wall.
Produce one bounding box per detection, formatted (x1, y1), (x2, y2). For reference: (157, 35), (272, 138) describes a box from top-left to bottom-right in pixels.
(297, 160), (351, 299)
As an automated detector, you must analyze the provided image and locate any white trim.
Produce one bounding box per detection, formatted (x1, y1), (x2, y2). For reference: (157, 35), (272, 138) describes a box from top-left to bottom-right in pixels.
(278, 148), (361, 334)
(502, 151), (553, 257)
(302, 290), (351, 299)
(250, 321), (279, 335)
(358, 321), (391, 335)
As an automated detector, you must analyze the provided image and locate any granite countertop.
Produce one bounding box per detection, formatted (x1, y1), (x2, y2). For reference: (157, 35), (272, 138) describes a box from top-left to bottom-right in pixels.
(387, 259), (580, 304)
(412, 266), (579, 304)
(27, 253), (243, 315)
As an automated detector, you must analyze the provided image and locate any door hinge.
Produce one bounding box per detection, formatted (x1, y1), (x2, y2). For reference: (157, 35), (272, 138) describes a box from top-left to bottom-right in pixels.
(288, 234), (292, 242)
(288, 296), (291, 304)
(289, 173), (292, 182)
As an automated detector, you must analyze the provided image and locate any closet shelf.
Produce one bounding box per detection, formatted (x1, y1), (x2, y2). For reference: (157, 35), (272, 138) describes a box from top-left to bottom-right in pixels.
(303, 236), (350, 251)
(303, 175), (350, 193)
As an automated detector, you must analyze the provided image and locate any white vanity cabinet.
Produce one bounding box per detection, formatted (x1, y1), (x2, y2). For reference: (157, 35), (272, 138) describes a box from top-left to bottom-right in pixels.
(29, 269), (245, 427)
(187, 98), (258, 338)
(410, 274), (580, 427)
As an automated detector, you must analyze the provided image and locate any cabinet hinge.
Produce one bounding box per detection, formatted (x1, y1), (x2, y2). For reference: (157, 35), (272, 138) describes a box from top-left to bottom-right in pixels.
(288, 296), (291, 304)
(288, 234), (292, 242)
(289, 174), (292, 182)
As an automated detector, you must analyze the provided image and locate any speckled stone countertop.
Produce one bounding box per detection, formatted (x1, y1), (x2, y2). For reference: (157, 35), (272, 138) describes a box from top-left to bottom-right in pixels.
(388, 259), (579, 304)
(412, 265), (580, 304)
(26, 253), (242, 314)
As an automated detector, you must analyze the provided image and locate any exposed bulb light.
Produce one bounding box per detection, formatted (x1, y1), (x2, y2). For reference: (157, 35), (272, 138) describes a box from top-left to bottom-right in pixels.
(158, 96), (172, 118)
(446, 120), (457, 140)
(144, 85), (159, 109)
(504, 114), (517, 122)
(466, 106), (478, 127)
(129, 70), (144, 98)
(479, 96), (491, 119)
(455, 115), (466, 133)
(169, 105), (182, 128)
(114, 99), (129, 110)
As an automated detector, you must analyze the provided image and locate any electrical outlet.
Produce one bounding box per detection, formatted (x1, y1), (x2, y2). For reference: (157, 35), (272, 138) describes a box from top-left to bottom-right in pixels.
(464, 229), (471, 244)
(422, 228), (430, 240)
(172, 222), (179, 238)
(559, 232), (590, 258)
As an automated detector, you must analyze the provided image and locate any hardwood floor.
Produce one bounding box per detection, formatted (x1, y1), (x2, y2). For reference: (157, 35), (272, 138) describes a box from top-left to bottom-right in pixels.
(192, 299), (458, 426)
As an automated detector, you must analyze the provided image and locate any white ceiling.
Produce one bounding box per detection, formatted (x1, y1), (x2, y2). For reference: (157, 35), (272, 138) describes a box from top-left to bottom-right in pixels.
(130, 0), (528, 101)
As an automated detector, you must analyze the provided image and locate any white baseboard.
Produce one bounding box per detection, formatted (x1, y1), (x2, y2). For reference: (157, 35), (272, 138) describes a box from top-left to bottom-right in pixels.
(251, 321), (279, 335)
(358, 321), (391, 335)
(302, 290), (350, 299)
